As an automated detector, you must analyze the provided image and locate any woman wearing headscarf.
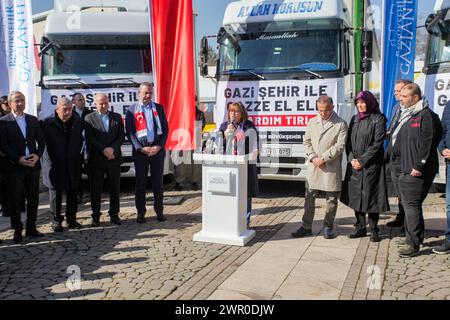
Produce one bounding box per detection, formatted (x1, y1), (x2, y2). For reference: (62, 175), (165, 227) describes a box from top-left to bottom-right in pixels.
(340, 91), (390, 242)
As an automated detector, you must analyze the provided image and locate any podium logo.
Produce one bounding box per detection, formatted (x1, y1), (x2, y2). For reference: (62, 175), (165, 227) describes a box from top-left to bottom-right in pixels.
(366, 265), (381, 290)
(66, 265), (81, 291)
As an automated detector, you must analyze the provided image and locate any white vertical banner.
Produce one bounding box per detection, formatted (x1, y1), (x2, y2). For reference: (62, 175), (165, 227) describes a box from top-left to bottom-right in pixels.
(0, 0), (37, 115)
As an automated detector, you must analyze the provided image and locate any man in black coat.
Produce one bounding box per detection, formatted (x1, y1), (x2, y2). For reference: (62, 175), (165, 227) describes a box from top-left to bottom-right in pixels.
(72, 93), (93, 204)
(394, 83), (443, 257)
(385, 79), (413, 234)
(0, 91), (45, 243)
(125, 82), (169, 224)
(0, 95), (11, 218)
(41, 97), (84, 231)
(85, 93), (125, 227)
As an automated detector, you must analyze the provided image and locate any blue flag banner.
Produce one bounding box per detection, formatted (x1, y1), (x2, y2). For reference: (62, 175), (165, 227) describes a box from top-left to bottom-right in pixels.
(381, 0), (418, 124)
(0, 0), (37, 116)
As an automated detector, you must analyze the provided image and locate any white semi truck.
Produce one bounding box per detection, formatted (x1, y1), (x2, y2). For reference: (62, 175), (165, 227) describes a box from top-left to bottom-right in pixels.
(38, 0), (169, 177)
(424, 0), (450, 118)
(423, 0), (450, 184)
(201, 0), (371, 180)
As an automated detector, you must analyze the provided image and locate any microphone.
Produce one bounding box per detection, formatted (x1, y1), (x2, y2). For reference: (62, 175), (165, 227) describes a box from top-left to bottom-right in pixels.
(229, 114), (236, 128)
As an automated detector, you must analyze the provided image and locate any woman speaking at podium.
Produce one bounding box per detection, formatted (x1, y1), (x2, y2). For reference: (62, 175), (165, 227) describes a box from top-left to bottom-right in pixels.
(219, 102), (259, 228)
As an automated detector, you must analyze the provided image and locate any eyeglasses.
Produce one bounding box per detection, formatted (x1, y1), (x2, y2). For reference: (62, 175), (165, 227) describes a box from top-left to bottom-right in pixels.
(229, 110), (241, 114)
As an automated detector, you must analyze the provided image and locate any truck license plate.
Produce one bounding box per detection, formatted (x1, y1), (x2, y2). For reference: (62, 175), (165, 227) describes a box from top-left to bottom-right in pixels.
(263, 147), (291, 157)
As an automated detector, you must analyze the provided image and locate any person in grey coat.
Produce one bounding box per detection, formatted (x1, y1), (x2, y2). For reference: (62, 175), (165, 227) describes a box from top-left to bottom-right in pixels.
(291, 96), (348, 239)
(341, 91), (390, 242)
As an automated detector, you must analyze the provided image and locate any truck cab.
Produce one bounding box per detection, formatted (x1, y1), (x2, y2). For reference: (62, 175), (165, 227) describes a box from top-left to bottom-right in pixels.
(204, 0), (356, 180)
(423, 0), (450, 183)
(39, 0), (169, 177)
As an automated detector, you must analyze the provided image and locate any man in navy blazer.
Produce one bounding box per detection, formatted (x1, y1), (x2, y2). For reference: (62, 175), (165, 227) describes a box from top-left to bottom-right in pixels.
(125, 82), (169, 223)
(0, 91), (46, 243)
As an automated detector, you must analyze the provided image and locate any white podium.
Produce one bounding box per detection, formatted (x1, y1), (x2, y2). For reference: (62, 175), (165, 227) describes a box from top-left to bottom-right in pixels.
(192, 153), (256, 246)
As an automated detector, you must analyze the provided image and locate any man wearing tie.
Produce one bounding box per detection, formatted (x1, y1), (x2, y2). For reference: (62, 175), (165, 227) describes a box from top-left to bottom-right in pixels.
(0, 91), (45, 243)
(84, 93), (125, 227)
(125, 82), (169, 223)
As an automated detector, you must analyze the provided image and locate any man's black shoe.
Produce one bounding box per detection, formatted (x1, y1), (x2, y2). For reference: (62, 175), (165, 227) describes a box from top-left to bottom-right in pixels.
(173, 183), (183, 191)
(370, 230), (380, 242)
(191, 183), (199, 191)
(157, 214), (166, 222)
(349, 229), (367, 239)
(291, 227), (312, 238)
(53, 222), (64, 232)
(25, 229), (45, 238)
(110, 215), (122, 225)
(13, 230), (23, 243)
(137, 213), (146, 224)
(386, 218), (404, 228)
(399, 244), (420, 257)
(67, 222), (83, 230)
(91, 218), (101, 228)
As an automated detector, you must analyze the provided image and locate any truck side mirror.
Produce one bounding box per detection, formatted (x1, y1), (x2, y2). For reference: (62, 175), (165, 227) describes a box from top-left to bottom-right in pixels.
(39, 37), (52, 56)
(361, 30), (373, 73)
(425, 14), (438, 34)
(200, 37), (209, 77)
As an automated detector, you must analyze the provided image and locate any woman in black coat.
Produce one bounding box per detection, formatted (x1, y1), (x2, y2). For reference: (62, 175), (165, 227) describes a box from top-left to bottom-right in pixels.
(219, 102), (259, 228)
(340, 91), (389, 242)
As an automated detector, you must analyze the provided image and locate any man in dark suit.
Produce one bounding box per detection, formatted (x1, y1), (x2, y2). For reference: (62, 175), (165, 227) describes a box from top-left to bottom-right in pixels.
(0, 91), (45, 243)
(125, 82), (169, 223)
(72, 93), (93, 204)
(41, 97), (84, 232)
(85, 93), (125, 227)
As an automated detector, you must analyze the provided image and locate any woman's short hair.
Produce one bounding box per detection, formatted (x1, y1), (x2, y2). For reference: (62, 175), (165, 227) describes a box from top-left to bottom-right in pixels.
(227, 102), (248, 122)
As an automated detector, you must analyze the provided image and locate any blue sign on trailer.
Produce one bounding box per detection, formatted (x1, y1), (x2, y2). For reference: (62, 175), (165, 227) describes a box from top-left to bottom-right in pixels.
(381, 0), (418, 125)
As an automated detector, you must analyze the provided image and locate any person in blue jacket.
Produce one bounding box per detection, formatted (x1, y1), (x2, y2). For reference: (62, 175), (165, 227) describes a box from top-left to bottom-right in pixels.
(435, 100), (450, 255)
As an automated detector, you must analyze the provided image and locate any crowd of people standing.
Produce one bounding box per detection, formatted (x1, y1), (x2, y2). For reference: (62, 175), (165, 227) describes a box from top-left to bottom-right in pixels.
(1, 80), (450, 258)
(292, 81), (450, 258)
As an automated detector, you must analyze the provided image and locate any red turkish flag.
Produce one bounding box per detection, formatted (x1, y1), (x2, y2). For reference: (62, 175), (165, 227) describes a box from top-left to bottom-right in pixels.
(134, 112), (147, 139)
(150, 0), (196, 150)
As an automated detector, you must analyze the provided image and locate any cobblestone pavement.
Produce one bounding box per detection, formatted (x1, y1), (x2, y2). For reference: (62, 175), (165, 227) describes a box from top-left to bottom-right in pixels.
(1, 183), (449, 300)
(339, 194), (450, 300)
(0, 181), (302, 300)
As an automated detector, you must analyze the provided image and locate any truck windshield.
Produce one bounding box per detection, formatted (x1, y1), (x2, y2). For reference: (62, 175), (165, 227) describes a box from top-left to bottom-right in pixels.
(427, 20), (450, 65)
(219, 29), (340, 74)
(43, 46), (152, 76)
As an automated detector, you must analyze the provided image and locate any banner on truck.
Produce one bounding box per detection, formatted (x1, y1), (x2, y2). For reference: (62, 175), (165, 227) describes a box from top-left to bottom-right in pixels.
(381, 0), (418, 124)
(0, 0), (37, 115)
(425, 73), (450, 119)
(150, 0), (196, 151)
(40, 88), (140, 120)
(215, 79), (337, 142)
